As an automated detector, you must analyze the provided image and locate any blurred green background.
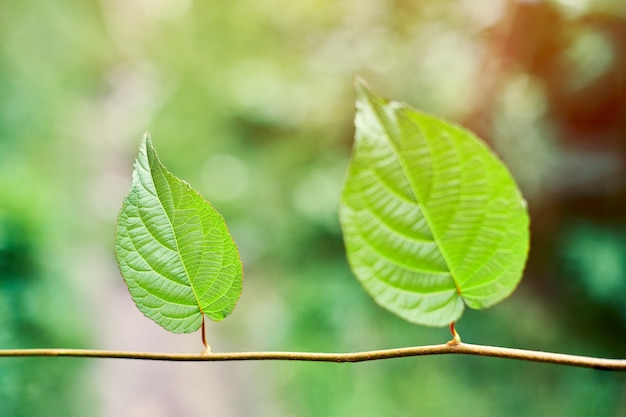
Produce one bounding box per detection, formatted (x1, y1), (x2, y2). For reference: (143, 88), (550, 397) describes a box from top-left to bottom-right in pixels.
(1, 0), (626, 415)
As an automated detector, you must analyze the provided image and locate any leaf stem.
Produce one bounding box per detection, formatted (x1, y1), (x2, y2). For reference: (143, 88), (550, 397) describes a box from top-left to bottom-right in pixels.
(448, 322), (461, 345)
(1, 343), (625, 371)
(201, 316), (211, 353)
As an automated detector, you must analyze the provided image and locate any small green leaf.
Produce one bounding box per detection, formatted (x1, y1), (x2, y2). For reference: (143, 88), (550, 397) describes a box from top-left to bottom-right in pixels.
(115, 134), (243, 333)
(339, 80), (529, 327)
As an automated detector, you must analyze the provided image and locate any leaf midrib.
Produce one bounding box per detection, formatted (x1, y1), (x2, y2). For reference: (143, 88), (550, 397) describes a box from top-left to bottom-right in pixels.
(149, 148), (205, 316)
(365, 98), (463, 298)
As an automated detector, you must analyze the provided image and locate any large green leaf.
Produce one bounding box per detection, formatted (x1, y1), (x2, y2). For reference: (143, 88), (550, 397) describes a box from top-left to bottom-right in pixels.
(339, 81), (529, 327)
(115, 134), (243, 333)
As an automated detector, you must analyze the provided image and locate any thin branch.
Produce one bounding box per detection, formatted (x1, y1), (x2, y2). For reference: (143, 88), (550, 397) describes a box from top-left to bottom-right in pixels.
(1, 343), (625, 371)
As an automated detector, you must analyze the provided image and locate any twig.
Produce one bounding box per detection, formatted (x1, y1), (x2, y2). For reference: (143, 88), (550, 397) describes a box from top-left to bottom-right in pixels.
(1, 343), (625, 371)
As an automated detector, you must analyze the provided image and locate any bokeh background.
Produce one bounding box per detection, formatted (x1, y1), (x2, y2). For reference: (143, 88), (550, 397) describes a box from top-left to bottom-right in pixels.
(1, 0), (626, 415)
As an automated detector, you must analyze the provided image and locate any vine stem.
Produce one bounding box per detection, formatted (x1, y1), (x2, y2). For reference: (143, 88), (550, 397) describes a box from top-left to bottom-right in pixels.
(1, 343), (625, 371)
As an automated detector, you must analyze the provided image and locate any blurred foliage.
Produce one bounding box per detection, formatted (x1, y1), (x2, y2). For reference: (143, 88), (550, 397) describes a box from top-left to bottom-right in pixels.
(0, 209), (90, 416)
(1, 0), (626, 416)
(560, 221), (626, 321)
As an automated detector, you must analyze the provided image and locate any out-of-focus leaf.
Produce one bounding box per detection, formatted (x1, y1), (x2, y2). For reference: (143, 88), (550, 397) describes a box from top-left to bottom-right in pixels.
(339, 80), (529, 326)
(115, 134), (243, 333)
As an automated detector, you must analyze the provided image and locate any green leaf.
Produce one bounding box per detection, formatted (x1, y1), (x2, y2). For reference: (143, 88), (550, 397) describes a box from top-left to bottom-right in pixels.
(339, 80), (529, 327)
(115, 134), (243, 333)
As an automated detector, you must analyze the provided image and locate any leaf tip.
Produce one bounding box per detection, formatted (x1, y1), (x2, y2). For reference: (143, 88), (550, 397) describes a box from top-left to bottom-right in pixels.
(354, 76), (374, 100)
(354, 75), (368, 88)
(353, 77), (390, 114)
(141, 131), (152, 148)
